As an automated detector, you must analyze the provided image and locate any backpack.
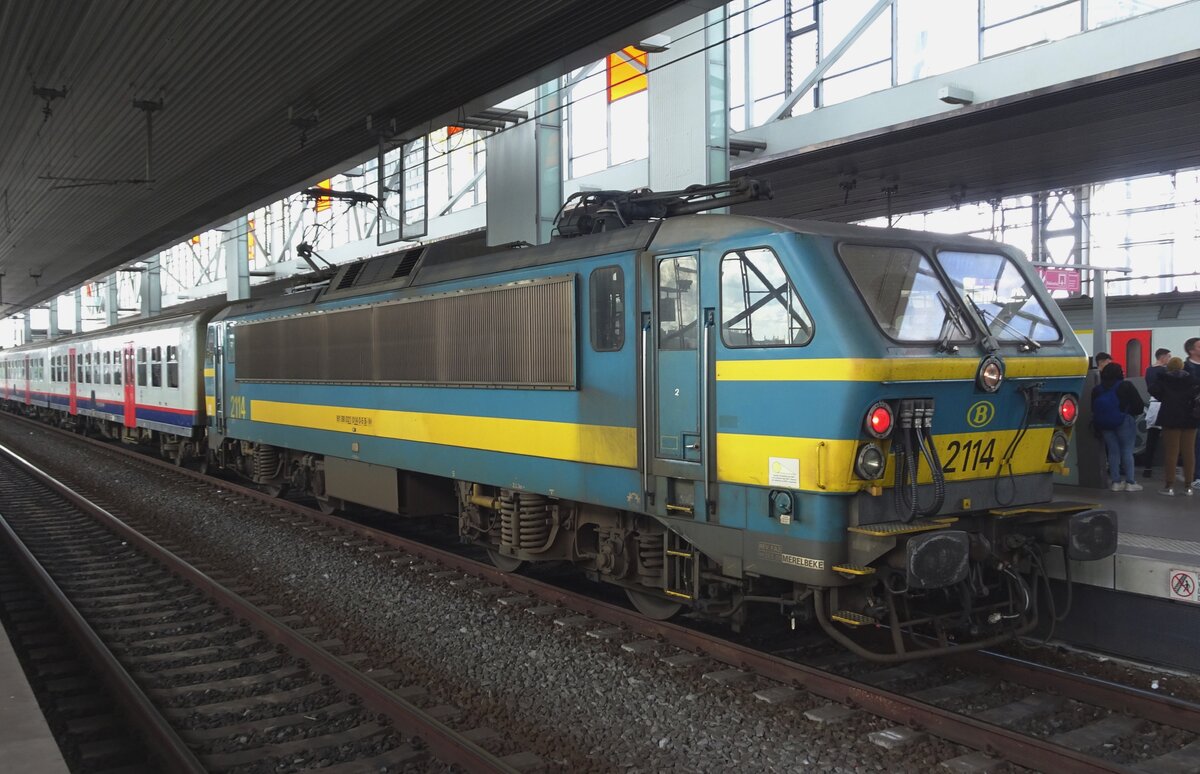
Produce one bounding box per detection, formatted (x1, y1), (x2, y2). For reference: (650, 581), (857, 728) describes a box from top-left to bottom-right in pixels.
(1093, 383), (1125, 431)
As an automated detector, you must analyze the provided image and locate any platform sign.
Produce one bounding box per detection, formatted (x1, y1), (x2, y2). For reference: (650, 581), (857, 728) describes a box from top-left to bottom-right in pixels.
(1038, 268), (1081, 293)
(1168, 569), (1198, 603)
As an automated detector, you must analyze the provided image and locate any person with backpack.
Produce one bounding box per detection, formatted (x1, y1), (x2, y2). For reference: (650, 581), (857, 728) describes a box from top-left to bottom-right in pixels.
(1092, 361), (1146, 492)
(1149, 356), (1200, 495)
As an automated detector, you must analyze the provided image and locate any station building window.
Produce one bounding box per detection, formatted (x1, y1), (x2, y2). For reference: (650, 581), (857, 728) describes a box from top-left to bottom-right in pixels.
(565, 50), (649, 178)
(590, 266), (625, 351)
(728, 0), (1186, 131)
(720, 247), (814, 347)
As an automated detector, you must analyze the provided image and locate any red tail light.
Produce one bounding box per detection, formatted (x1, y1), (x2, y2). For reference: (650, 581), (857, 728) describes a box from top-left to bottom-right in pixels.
(1058, 395), (1078, 426)
(866, 402), (893, 438)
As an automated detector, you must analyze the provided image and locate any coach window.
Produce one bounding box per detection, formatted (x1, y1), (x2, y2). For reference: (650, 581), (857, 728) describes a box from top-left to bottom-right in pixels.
(102, 352), (111, 384)
(720, 248), (814, 347)
(658, 256), (699, 350)
(590, 266), (625, 351)
(137, 348), (148, 386)
(167, 346), (179, 388)
(114, 351), (122, 385)
(151, 346), (162, 387)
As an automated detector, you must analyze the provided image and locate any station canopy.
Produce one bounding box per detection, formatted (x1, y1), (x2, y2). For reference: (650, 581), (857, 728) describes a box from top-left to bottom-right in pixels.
(0, 0), (710, 314)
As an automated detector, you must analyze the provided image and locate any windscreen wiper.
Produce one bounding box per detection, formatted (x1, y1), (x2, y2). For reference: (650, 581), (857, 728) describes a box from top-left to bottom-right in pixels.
(967, 296), (1040, 352)
(935, 291), (967, 353)
(961, 294), (1001, 353)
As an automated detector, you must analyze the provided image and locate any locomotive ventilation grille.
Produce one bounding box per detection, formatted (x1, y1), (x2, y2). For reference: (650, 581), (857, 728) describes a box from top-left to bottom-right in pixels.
(234, 275), (577, 388)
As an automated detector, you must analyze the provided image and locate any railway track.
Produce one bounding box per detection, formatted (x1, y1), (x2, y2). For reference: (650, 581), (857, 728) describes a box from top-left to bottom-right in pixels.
(4, 411), (1200, 773)
(0, 440), (538, 773)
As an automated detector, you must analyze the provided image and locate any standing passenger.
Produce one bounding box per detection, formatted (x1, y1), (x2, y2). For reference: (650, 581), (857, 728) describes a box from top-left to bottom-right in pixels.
(1142, 347), (1171, 477)
(1150, 357), (1199, 496)
(1091, 362), (1145, 492)
(1095, 352), (1113, 372)
(1186, 337), (1200, 489)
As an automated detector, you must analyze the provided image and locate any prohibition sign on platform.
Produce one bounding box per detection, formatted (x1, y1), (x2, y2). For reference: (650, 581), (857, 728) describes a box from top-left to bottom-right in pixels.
(1169, 570), (1197, 601)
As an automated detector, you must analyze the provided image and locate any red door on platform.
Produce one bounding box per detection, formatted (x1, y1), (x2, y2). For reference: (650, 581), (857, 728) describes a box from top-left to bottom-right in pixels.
(1111, 330), (1151, 379)
(123, 343), (136, 427)
(68, 349), (77, 415)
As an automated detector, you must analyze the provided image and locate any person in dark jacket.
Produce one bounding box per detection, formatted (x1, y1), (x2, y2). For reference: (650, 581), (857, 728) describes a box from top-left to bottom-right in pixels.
(1091, 362), (1145, 491)
(1186, 337), (1200, 489)
(1149, 357), (1200, 495)
(1142, 347), (1172, 477)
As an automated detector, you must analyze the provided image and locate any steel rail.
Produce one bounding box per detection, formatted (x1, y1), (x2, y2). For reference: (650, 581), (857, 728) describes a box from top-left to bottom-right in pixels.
(957, 649), (1200, 735)
(0, 440), (519, 774)
(0, 485), (207, 773)
(1, 413), (1163, 773)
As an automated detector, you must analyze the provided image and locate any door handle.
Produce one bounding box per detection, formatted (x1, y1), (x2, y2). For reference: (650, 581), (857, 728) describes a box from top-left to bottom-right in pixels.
(686, 442), (700, 450)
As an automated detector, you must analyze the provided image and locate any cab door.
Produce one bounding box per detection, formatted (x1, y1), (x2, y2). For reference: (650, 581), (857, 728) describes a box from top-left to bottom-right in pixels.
(123, 342), (136, 428)
(643, 252), (714, 520)
(655, 254), (702, 463)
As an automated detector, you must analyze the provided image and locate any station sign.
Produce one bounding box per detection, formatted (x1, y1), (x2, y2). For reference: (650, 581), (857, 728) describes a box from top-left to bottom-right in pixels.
(1038, 268), (1081, 293)
(1168, 568), (1199, 603)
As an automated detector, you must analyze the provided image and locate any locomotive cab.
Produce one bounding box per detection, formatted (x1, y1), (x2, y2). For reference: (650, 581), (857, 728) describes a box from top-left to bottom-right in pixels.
(672, 217), (1116, 659)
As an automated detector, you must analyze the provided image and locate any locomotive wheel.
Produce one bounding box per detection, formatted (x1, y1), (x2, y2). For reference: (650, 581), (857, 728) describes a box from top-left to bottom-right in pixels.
(626, 589), (682, 620)
(487, 549), (525, 573)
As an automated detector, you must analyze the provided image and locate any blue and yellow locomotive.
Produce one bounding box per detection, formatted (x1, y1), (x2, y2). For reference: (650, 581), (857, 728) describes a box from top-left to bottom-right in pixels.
(198, 179), (1115, 660)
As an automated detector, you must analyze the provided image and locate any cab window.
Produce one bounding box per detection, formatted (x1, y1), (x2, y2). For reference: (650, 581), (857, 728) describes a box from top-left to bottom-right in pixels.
(658, 256), (698, 351)
(937, 250), (1062, 343)
(839, 244), (971, 343)
(720, 247), (813, 347)
(590, 266), (625, 352)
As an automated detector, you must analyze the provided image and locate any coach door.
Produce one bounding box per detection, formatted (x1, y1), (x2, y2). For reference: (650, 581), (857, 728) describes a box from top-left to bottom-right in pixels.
(123, 342), (136, 428)
(644, 252), (714, 520)
(23, 355), (30, 405)
(68, 349), (77, 414)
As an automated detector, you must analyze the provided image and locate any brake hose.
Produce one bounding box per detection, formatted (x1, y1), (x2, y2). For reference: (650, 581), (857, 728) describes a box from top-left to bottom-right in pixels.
(893, 429), (922, 522)
(916, 424), (946, 515)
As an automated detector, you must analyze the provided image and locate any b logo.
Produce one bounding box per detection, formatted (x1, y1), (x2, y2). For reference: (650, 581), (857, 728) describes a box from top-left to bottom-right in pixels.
(967, 400), (995, 428)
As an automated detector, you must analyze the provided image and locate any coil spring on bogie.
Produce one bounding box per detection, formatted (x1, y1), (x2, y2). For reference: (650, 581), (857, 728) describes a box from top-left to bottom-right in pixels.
(498, 491), (550, 551)
(637, 532), (664, 572)
(252, 445), (280, 480)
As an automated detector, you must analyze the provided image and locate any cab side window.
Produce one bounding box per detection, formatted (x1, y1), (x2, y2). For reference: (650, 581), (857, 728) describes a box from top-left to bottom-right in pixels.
(720, 247), (814, 347)
(658, 256), (698, 351)
(590, 266), (625, 352)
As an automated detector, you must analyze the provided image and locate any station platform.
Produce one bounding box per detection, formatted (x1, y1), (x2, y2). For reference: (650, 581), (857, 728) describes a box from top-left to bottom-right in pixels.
(1045, 481), (1200, 670)
(1052, 482), (1200, 601)
(0, 621), (69, 774)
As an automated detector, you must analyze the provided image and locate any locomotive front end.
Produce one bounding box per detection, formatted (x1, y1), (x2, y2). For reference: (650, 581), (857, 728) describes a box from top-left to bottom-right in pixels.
(734, 227), (1118, 660)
